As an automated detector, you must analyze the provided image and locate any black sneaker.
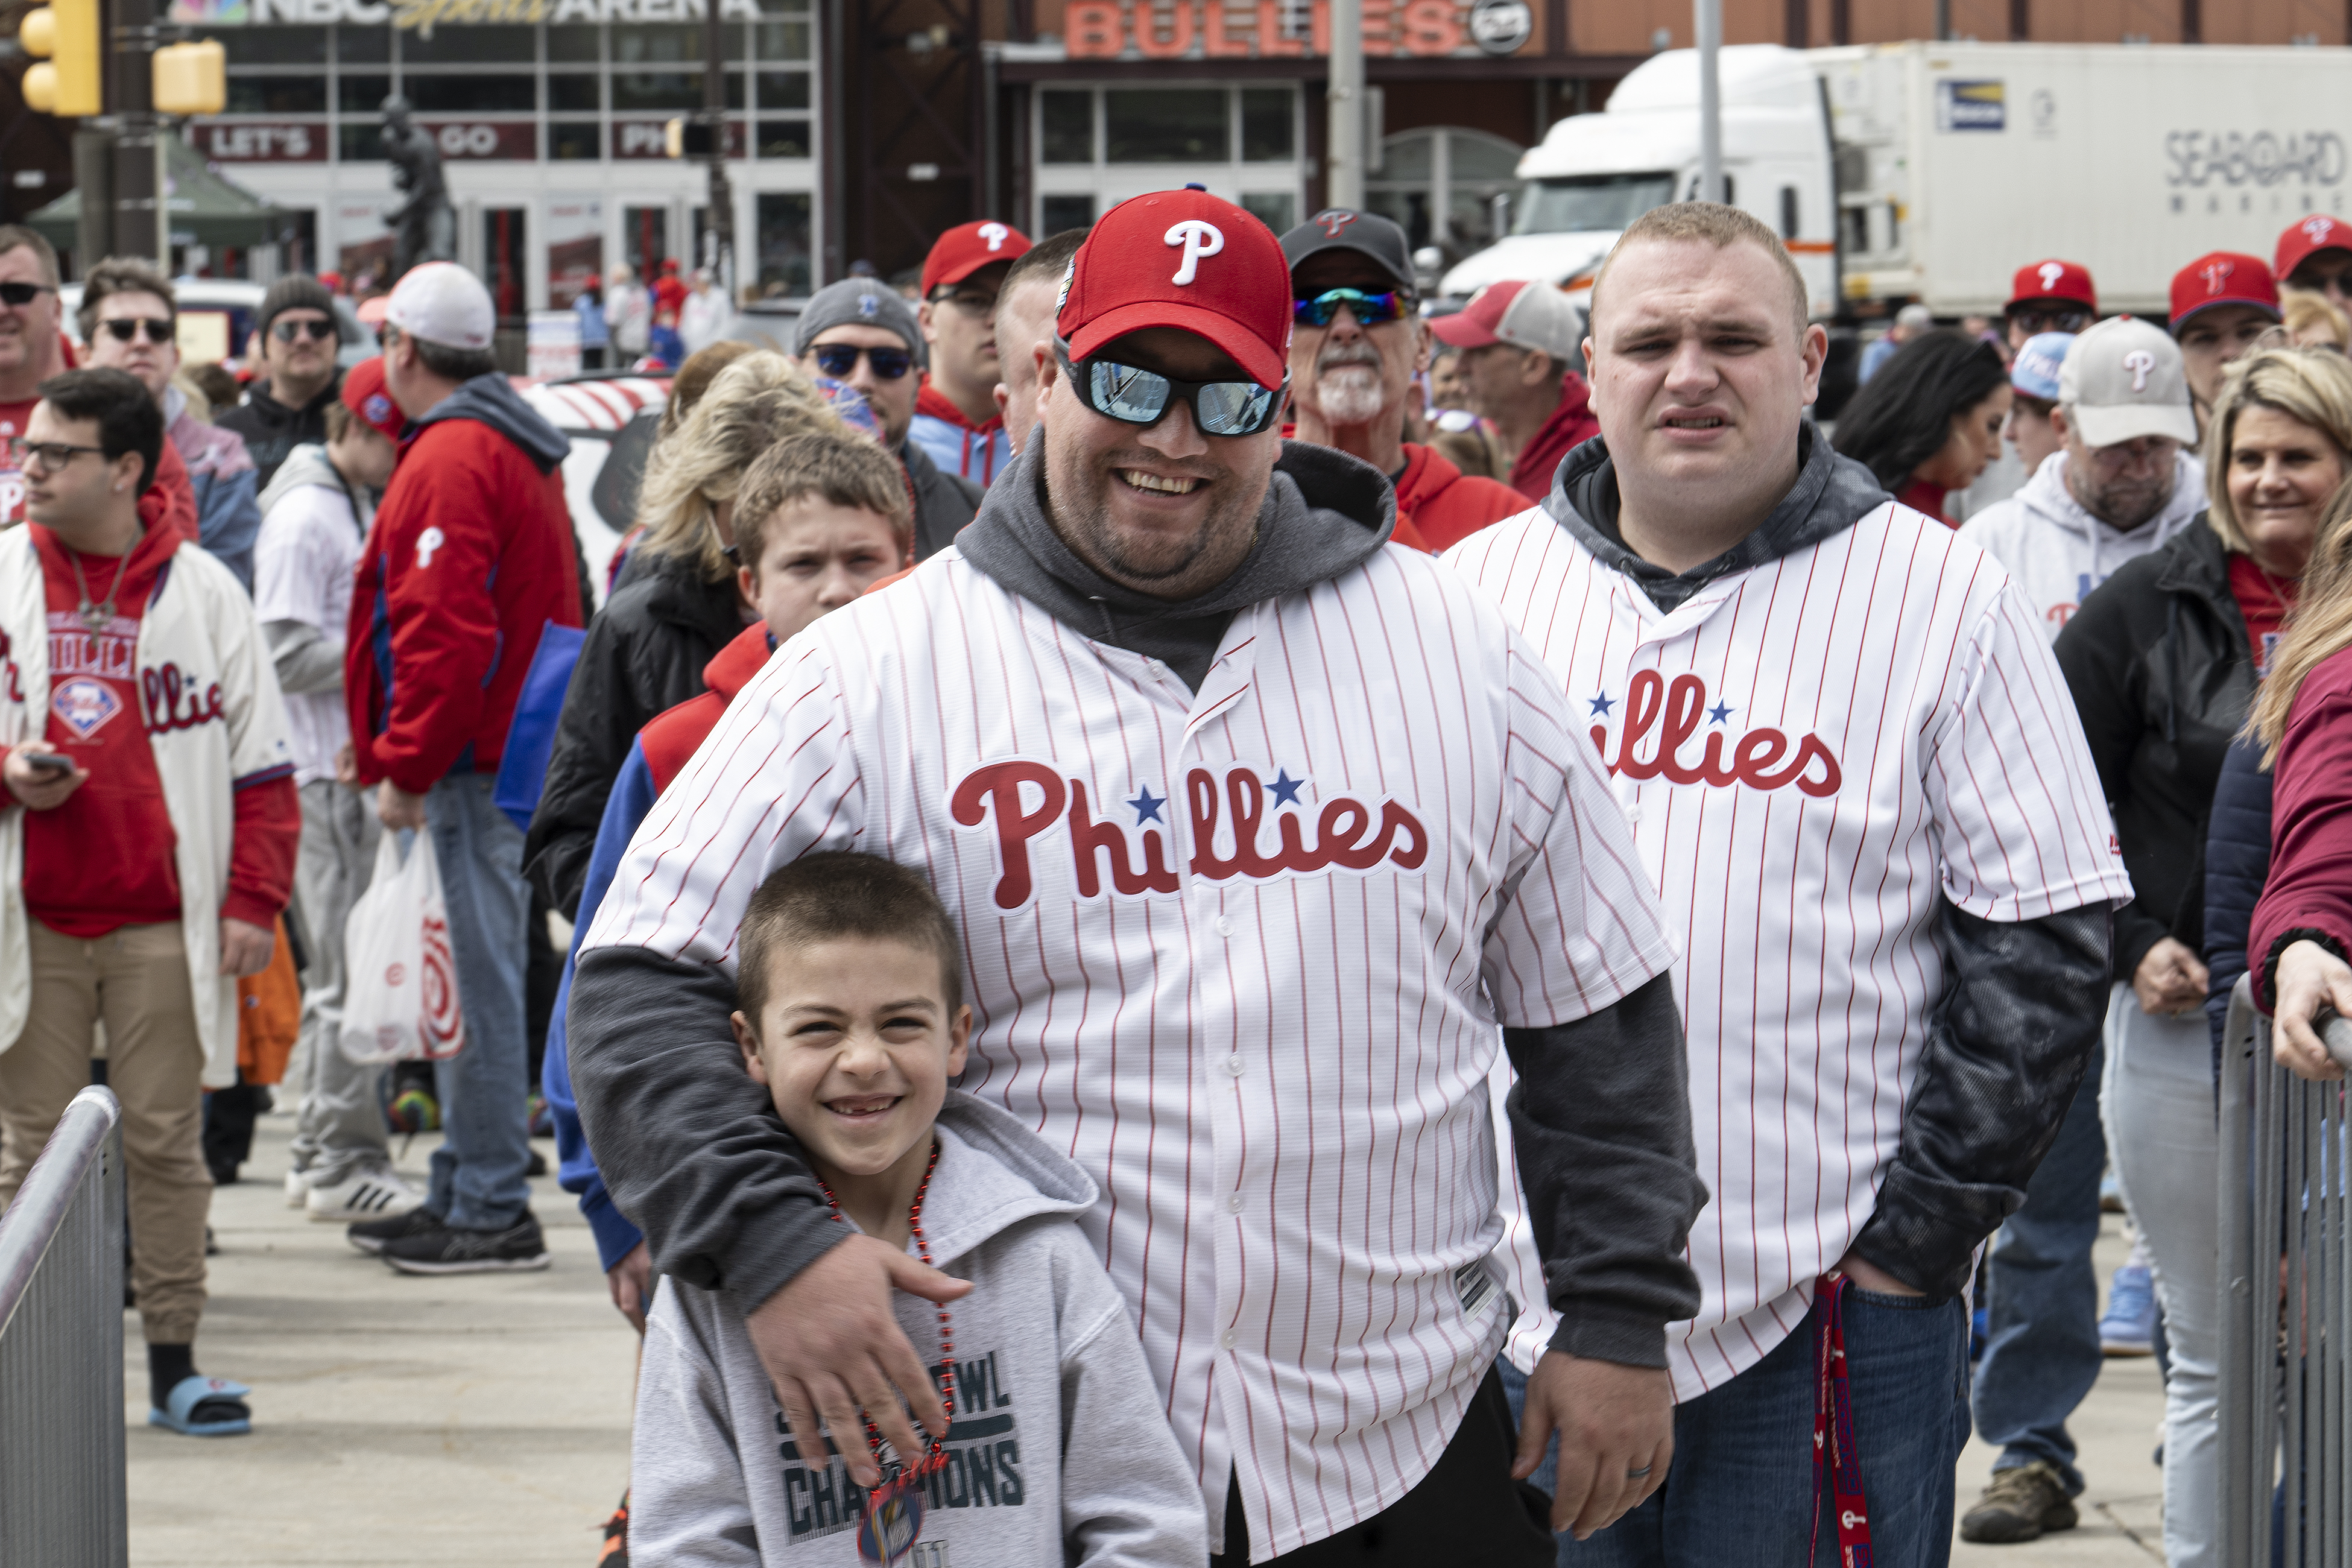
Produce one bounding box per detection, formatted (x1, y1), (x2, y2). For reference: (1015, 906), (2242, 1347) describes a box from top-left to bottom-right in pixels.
(349, 1207), (446, 1256)
(381, 1212), (552, 1275)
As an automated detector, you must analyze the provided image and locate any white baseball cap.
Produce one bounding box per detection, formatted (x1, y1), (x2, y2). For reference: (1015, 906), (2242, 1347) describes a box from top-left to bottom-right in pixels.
(384, 261), (496, 352)
(2057, 315), (2198, 448)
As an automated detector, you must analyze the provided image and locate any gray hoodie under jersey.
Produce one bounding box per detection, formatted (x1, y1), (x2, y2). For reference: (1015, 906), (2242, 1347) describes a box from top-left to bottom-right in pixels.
(1957, 449), (2208, 642)
(630, 1092), (1208, 1568)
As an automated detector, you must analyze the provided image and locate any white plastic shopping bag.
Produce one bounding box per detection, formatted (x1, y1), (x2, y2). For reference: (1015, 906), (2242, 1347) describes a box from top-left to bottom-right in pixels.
(337, 830), (467, 1065)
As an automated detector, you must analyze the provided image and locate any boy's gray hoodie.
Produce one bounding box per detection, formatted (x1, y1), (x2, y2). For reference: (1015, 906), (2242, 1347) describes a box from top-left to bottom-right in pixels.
(631, 1091), (1208, 1568)
(1958, 449), (2207, 642)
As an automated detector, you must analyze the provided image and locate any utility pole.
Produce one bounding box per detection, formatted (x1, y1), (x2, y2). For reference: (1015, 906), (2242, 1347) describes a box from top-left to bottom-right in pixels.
(1325, 0), (1364, 209)
(1694, 0), (1722, 203)
(702, 0), (735, 302)
(112, 0), (163, 267)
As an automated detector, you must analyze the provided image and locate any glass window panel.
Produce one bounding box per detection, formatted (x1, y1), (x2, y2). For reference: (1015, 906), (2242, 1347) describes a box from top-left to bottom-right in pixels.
(1240, 87), (1292, 162)
(549, 73), (601, 111)
(1104, 89), (1227, 163)
(223, 27), (326, 65)
(1040, 193), (1095, 233)
(1378, 130), (1433, 182)
(612, 70), (742, 111)
(756, 191), (812, 296)
(1040, 89), (1092, 165)
(612, 24), (700, 63)
(1513, 172), (1675, 235)
(550, 119), (602, 160)
(399, 25), (534, 62)
(402, 74), (536, 112)
(482, 206), (527, 319)
(334, 25), (389, 63)
(754, 70), (808, 109)
(339, 74), (392, 112)
(1449, 132), (1525, 181)
(756, 20), (809, 57)
(548, 25), (601, 62)
(756, 119), (809, 159)
(339, 122), (386, 161)
(1239, 191), (1295, 232)
(226, 77), (327, 114)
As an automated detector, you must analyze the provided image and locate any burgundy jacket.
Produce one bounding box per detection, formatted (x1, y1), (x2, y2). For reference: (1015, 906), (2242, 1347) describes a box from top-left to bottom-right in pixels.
(2248, 643), (2352, 1008)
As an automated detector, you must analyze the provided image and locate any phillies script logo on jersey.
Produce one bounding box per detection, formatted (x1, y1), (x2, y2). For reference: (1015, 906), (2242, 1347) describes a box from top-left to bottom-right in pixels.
(142, 662), (226, 735)
(1586, 670), (1842, 797)
(951, 760), (1429, 911)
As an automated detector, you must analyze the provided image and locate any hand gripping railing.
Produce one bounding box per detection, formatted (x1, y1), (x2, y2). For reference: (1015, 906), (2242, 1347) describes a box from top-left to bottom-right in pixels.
(0, 1086), (127, 1568)
(2219, 978), (2352, 1566)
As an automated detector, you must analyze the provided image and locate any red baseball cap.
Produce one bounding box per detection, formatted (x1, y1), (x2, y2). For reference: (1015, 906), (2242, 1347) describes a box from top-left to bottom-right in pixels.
(922, 220), (1032, 294)
(340, 357), (406, 443)
(2170, 251), (2281, 334)
(1428, 279), (1584, 359)
(2276, 215), (2352, 285)
(2006, 259), (2096, 314)
(1056, 188), (1291, 390)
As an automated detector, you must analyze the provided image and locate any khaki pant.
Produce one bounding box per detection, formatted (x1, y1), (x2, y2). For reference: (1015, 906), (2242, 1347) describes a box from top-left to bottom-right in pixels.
(0, 920), (210, 1345)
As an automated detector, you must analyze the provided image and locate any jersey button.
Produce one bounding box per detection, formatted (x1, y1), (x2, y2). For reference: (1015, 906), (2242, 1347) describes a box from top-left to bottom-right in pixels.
(1226, 1192), (1244, 1213)
(1215, 915), (1236, 937)
(1225, 1054), (1246, 1076)
(1221, 1330), (1237, 1350)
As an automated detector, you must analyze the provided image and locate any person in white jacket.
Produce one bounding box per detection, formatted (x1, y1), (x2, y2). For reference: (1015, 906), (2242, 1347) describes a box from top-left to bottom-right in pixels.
(1960, 315), (2207, 641)
(680, 267), (728, 358)
(256, 357), (421, 1225)
(606, 262), (652, 364)
(0, 367), (297, 1438)
(630, 852), (1205, 1567)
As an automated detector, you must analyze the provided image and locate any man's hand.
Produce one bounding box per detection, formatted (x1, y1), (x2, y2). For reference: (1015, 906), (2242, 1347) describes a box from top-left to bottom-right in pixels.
(2132, 936), (2209, 1017)
(335, 742), (359, 788)
(219, 917), (276, 977)
(609, 1240), (654, 1333)
(744, 1233), (973, 1488)
(1514, 1351), (1674, 1540)
(2273, 939), (2352, 1082)
(2, 742), (87, 811)
(1832, 1250), (1925, 1297)
(377, 779), (426, 830)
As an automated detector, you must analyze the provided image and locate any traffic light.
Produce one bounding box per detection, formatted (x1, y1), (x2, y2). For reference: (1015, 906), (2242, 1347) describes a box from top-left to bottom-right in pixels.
(153, 40), (226, 116)
(18, 0), (101, 119)
(663, 116), (715, 158)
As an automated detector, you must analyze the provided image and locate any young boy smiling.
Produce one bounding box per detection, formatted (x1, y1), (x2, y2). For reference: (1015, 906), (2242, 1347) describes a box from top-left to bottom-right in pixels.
(629, 852), (1205, 1567)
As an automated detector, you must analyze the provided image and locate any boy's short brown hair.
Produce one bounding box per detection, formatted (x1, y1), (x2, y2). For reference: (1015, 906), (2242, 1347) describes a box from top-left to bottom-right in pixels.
(735, 852), (962, 1028)
(323, 397), (352, 443)
(732, 427), (915, 572)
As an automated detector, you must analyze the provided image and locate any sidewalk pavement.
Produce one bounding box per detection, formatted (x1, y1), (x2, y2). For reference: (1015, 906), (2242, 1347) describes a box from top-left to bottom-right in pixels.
(126, 1111), (636, 1567)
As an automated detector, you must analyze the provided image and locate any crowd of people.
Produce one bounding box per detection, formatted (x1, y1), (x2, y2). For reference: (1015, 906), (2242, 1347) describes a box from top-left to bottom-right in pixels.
(7, 186), (2352, 1568)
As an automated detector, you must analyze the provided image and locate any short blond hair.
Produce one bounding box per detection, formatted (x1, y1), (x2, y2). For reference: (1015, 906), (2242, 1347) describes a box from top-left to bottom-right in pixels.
(1589, 201), (1809, 340)
(733, 426), (914, 569)
(2202, 346), (2352, 554)
(2283, 287), (2352, 353)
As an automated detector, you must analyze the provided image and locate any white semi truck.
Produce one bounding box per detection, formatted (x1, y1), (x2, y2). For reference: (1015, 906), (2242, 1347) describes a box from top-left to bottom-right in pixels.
(1441, 40), (2352, 321)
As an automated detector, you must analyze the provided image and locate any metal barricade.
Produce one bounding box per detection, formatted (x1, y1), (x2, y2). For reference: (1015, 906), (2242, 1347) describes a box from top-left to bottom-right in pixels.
(0, 1086), (127, 1568)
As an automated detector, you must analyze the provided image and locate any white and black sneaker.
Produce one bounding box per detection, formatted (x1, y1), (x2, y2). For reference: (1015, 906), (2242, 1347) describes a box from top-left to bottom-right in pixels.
(381, 1212), (552, 1275)
(347, 1206), (446, 1256)
(307, 1165), (425, 1223)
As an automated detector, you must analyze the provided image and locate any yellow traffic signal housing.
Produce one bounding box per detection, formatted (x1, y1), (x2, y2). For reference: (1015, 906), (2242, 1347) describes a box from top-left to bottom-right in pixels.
(153, 40), (227, 116)
(18, 0), (101, 118)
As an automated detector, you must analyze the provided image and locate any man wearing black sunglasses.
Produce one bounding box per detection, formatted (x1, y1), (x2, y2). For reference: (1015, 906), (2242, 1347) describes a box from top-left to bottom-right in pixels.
(218, 274), (344, 490)
(0, 225), (71, 528)
(791, 277), (980, 559)
(572, 186), (1702, 1568)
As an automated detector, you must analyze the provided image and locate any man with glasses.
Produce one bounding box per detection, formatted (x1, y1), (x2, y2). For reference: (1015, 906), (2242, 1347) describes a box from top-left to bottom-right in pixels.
(793, 277), (980, 559)
(0, 225), (73, 525)
(1430, 277), (1599, 504)
(218, 274), (344, 490)
(0, 366), (296, 1438)
(1280, 207), (1526, 551)
(571, 186), (1706, 1564)
(78, 258), (264, 592)
(2275, 215), (2352, 314)
(1952, 260), (2099, 520)
(909, 220), (1032, 488)
(2172, 251), (2281, 439)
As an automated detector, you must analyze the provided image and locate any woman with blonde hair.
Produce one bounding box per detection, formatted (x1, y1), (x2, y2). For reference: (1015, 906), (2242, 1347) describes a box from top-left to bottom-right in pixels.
(2282, 286), (2351, 354)
(2047, 345), (2352, 1566)
(525, 350), (843, 921)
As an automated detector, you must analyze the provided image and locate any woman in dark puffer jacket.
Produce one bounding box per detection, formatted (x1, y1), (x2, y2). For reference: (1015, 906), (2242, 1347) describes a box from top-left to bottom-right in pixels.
(525, 353), (842, 918)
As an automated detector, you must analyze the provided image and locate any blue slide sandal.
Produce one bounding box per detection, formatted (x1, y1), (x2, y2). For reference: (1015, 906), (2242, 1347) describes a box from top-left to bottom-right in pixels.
(148, 1374), (252, 1437)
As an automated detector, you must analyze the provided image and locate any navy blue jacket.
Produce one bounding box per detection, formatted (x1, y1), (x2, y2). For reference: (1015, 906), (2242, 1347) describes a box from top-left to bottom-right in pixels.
(2204, 734), (2274, 1072)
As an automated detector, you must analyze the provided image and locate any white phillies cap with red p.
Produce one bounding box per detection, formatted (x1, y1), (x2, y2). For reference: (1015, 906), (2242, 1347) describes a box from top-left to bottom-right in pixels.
(384, 261), (496, 352)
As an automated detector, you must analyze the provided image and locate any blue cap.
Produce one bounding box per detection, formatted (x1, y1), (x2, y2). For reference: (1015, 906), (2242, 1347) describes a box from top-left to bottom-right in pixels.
(2011, 332), (2074, 400)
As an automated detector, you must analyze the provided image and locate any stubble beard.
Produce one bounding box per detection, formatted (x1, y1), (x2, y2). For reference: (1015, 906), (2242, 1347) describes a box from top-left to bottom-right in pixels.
(1046, 429), (1256, 593)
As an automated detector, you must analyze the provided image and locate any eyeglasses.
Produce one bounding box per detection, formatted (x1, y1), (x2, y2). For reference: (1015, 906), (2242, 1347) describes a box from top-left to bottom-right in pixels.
(97, 317), (174, 344)
(1294, 288), (1409, 328)
(811, 343), (913, 380)
(1059, 343), (1285, 437)
(2007, 306), (2092, 336)
(272, 317), (336, 343)
(9, 438), (104, 470)
(928, 288), (997, 319)
(0, 282), (56, 308)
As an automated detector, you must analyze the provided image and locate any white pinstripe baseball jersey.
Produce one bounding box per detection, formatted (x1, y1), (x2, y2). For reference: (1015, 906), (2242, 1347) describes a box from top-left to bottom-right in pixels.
(581, 542), (1678, 1560)
(1446, 500), (2131, 1402)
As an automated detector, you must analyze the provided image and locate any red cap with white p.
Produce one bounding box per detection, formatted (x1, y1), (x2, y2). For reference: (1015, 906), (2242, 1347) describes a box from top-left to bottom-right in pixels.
(922, 220), (1033, 295)
(1055, 188), (1292, 390)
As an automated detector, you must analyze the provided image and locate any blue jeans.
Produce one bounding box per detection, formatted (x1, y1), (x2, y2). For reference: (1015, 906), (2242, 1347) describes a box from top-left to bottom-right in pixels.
(1561, 1290), (1971, 1567)
(1971, 1041), (2106, 1494)
(424, 771), (532, 1231)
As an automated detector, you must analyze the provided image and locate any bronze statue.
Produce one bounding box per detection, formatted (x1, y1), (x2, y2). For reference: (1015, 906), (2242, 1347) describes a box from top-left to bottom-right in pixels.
(381, 95), (455, 279)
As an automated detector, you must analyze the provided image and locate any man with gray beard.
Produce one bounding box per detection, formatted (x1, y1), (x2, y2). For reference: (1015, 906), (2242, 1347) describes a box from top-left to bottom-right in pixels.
(1281, 209), (1527, 551)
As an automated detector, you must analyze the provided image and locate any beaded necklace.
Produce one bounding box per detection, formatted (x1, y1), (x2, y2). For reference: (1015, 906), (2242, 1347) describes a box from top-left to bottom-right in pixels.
(816, 1137), (956, 1488)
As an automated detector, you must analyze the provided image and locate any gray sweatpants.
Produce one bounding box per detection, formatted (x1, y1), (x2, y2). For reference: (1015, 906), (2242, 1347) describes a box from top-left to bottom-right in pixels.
(288, 778), (390, 1186)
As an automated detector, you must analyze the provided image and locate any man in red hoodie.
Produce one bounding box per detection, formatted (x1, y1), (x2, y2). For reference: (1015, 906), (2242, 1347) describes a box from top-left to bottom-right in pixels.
(343, 262), (583, 1274)
(1279, 208), (1528, 552)
(909, 219), (1031, 487)
(1431, 277), (1599, 505)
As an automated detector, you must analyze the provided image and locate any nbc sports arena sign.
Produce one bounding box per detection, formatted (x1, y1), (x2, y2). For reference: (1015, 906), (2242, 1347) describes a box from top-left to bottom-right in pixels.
(166, 0), (757, 31)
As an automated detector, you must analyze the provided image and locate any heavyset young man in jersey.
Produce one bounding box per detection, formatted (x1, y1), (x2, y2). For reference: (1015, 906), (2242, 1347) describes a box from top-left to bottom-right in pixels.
(1446, 202), (2128, 1564)
(571, 188), (1707, 1564)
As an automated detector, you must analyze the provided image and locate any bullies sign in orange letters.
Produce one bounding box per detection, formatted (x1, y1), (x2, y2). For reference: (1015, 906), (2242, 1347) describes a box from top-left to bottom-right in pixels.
(1062, 0), (1488, 59)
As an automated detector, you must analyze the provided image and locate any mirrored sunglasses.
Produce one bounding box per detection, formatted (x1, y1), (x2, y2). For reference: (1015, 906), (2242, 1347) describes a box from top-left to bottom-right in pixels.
(1062, 344), (1284, 438)
(1294, 288), (1408, 328)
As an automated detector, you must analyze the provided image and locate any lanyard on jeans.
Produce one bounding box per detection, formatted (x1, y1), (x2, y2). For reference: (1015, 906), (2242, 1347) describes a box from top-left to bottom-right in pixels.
(1811, 1274), (1876, 1567)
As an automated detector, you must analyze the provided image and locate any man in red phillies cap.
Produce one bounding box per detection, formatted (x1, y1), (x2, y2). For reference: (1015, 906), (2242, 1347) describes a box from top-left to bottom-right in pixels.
(2003, 259), (2097, 351)
(1429, 278), (1599, 504)
(2171, 250), (2281, 435)
(2275, 213), (2352, 311)
(565, 182), (1701, 1564)
(909, 218), (1032, 487)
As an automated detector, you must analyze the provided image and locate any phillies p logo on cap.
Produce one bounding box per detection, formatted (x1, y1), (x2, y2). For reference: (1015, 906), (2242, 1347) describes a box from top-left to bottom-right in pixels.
(1166, 221), (1224, 286)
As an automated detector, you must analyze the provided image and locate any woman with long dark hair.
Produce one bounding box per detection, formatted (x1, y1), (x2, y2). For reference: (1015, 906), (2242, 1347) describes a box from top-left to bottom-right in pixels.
(1832, 328), (2012, 522)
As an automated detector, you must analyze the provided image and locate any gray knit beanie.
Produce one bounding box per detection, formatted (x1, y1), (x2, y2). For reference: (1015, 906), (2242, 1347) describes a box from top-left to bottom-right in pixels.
(256, 274), (337, 340)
